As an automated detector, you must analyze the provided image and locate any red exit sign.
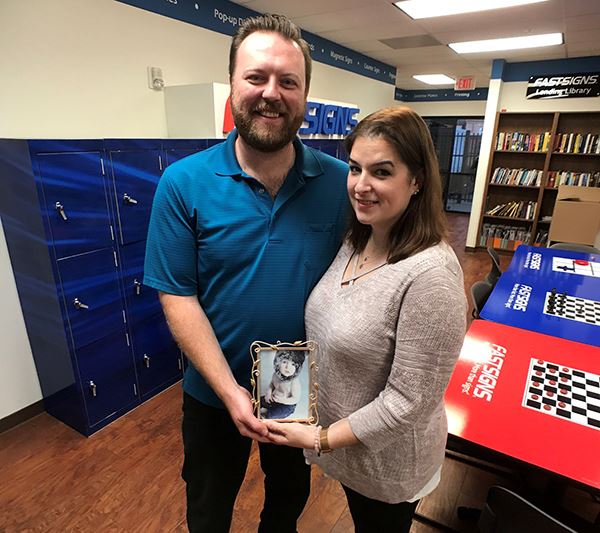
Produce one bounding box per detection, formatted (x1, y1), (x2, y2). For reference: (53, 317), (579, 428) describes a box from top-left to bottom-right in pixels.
(455, 76), (475, 91)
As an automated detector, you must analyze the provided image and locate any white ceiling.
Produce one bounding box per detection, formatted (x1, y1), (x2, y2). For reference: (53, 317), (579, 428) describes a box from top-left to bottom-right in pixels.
(232, 0), (600, 89)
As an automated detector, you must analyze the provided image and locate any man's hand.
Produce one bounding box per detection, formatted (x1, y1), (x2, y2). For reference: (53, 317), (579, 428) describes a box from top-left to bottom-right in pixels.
(264, 420), (315, 449)
(224, 386), (270, 442)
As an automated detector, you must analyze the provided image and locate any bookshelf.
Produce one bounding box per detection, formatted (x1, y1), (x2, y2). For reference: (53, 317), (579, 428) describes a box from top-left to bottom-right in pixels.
(477, 111), (600, 252)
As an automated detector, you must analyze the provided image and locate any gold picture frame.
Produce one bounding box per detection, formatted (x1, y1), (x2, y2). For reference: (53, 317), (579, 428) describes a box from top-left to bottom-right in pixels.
(250, 340), (319, 424)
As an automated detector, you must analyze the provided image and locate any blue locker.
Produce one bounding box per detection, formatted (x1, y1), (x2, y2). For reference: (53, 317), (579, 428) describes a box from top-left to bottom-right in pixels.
(107, 140), (163, 246)
(131, 316), (182, 400)
(36, 151), (113, 259)
(120, 240), (182, 399)
(119, 240), (162, 324)
(163, 139), (208, 165)
(75, 330), (138, 427)
(56, 248), (129, 349)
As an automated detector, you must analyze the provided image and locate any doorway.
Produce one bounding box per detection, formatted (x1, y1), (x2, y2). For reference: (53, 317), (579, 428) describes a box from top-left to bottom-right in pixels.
(424, 117), (484, 214)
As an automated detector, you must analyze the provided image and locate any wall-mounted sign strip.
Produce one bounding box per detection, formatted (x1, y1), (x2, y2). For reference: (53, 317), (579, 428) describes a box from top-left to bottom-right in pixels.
(395, 87), (489, 102)
(116, 0), (396, 85)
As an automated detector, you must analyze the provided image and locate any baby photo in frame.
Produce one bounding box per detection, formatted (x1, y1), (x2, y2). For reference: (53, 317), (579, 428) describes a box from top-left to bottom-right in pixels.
(250, 341), (318, 423)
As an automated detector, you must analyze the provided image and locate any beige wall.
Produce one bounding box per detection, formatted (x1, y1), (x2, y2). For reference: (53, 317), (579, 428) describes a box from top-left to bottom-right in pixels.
(0, 0), (396, 418)
(0, 0), (395, 140)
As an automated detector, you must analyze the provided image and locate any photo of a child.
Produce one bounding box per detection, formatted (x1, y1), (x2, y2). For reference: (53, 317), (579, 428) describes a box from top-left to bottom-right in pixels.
(260, 350), (308, 420)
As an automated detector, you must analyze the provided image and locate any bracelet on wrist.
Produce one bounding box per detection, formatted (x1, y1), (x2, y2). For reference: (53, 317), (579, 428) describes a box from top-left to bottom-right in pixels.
(319, 426), (333, 454)
(314, 425), (322, 456)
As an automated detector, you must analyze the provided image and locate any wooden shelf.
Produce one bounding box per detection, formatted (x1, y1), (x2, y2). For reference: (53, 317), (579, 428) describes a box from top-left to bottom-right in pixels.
(483, 215), (533, 222)
(488, 183), (540, 189)
(494, 150), (547, 154)
(552, 152), (600, 157)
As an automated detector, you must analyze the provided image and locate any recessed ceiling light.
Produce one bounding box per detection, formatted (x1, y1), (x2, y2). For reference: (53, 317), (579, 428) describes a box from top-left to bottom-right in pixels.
(449, 33), (563, 53)
(393, 0), (548, 19)
(413, 74), (455, 85)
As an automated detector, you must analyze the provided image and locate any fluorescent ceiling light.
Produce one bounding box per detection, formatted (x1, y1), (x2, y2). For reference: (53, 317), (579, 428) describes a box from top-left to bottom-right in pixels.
(394, 0), (548, 19)
(449, 33), (563, 53)
(413, 74), (455, 85)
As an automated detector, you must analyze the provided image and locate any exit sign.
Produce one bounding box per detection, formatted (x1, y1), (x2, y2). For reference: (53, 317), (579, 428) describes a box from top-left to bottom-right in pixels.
(455, 76), (475, 91)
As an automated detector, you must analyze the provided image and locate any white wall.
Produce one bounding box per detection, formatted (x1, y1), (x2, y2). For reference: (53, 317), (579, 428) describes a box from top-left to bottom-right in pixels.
(0, 0), (396, 418)
(403, 100), (486, 117)
(0, 222), (42, 420)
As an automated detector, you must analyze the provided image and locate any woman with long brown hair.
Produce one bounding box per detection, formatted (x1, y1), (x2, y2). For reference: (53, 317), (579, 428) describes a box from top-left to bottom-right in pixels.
(266, 107), (467, 532)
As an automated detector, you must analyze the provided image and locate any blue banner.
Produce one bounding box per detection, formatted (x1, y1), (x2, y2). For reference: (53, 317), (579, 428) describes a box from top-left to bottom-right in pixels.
(395, 87), (488, 102)
(116, 0), (396, 85)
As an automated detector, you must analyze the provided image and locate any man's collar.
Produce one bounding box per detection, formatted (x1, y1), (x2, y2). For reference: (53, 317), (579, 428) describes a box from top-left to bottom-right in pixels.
(214, 130), (324, 181)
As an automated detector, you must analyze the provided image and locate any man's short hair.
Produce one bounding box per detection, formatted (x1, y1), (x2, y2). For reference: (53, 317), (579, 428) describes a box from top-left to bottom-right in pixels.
(229, 13), (312, 93)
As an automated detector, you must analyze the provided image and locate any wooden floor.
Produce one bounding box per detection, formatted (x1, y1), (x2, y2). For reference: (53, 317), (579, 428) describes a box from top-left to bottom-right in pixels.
(0, 213), (596, 532)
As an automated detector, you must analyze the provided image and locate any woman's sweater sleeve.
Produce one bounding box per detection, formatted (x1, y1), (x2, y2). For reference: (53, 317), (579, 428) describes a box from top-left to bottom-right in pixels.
(347, 264), (467, 453)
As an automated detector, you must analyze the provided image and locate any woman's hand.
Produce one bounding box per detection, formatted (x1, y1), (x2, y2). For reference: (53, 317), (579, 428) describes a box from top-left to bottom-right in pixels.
(264, 420), (315, 449)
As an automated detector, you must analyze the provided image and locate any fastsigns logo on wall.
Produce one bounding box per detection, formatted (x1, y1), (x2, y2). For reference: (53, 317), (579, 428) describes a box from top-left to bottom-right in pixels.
(223, 97), (359, 137)
(526, 72), (600, 99)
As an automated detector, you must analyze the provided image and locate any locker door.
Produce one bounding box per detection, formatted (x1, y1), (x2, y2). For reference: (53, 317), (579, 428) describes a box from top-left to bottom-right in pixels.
(110, 150), (162, 245)
(76, 330), (138, 427)
(133, 316), (181, 399)
(57, 248), (128, 350)
(120, 241), (161, 324)
(37, 152), (113, 259)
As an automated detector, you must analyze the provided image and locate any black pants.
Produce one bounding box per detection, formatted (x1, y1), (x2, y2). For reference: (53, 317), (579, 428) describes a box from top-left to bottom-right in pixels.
(342, 484), (419, 533)
(181, 392), (311, 533)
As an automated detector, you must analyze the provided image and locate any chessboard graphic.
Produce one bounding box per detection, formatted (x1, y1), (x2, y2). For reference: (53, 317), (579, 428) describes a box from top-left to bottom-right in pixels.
(523, 358), (600, 431)
(553, 257), (600, 278)
(543, 290), (600, 326)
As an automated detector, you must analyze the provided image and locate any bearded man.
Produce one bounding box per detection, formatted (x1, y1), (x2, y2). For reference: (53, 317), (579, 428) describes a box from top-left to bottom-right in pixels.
(144, 13), (348, 533)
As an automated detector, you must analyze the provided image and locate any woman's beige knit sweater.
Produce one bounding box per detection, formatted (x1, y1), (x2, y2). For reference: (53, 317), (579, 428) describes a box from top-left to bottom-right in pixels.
(305, 240), (467, 503)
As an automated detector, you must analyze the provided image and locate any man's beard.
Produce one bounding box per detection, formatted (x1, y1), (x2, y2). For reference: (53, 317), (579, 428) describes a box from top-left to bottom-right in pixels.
(231, 98), (305, 153)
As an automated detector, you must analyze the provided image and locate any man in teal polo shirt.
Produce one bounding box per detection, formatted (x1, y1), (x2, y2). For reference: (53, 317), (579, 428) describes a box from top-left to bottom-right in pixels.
(144, 14), (348, 533)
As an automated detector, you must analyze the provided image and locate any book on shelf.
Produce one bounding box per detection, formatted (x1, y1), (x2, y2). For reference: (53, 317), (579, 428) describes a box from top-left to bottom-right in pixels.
(554, 132), (600, 154)
(490, 167), (542, 186)
(534, 229), (548, 247)
(495, 131), (550, 152)
(480, 223), (531, 251)
(547, 171), (600, 188)
(486, 200), (537, 220)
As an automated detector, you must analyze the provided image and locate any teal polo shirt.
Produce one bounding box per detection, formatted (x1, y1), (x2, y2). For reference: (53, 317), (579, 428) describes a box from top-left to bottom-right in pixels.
(144, 131), (349, 408)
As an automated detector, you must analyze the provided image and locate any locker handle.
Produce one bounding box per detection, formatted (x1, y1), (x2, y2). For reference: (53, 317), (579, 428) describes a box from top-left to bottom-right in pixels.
(133, 279), (142, 296)
(89, 381), (97, 397)
(73, 298), (89, 310)
(143, 354), (150, 368)
(123, 193), (138, 205)
(55, 202), (68, 221)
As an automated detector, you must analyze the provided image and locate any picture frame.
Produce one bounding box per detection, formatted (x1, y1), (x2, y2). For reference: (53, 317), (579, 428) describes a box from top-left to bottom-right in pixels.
(250, 340), (319, 424)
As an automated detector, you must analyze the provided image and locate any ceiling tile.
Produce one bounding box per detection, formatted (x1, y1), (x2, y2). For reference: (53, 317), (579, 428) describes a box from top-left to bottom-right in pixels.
(320, 23), (424, 43)
(566, 41), (600, 55)
(563, 0), (600, 18)
(565, 13), (600, 31)
(292, 3), (410, 34)
(336, 40), (393, 53)
(565, 28), (600, 43)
